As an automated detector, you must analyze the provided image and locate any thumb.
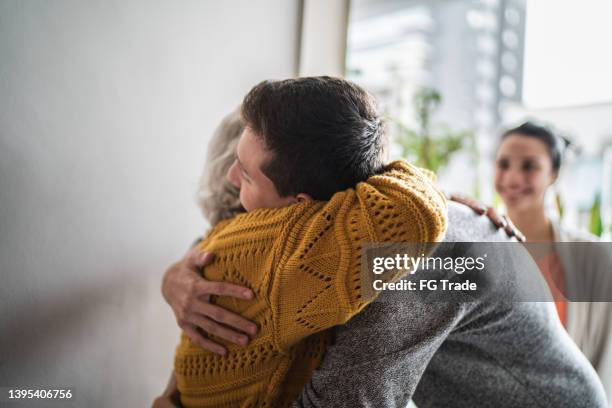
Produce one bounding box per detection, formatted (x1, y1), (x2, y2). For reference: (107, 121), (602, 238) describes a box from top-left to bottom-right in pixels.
(193, 251), (215, 268)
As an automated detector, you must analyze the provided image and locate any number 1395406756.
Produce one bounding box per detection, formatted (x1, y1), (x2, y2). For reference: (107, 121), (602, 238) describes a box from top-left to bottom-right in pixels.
(3, 388), (73, 401)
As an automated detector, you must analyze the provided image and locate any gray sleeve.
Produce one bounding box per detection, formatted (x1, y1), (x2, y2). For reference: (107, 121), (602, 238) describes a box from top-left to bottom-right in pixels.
(292, 299), (466, 408)
(584, 285), (612, 406)
(560, 241), (612, 403)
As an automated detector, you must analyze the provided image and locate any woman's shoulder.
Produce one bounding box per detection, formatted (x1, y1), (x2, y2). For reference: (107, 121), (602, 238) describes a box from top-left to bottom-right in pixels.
(552, 220), (599, 243)
(201, 202), (325, 249)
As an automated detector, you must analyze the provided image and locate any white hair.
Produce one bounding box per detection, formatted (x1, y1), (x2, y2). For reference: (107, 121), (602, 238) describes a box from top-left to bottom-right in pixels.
(196, 109), (244, 226)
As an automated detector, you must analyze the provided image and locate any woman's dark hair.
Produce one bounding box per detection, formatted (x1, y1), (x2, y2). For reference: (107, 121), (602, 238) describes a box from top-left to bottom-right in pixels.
(501, 121), (571, 172)
(241, 76), (385, 200)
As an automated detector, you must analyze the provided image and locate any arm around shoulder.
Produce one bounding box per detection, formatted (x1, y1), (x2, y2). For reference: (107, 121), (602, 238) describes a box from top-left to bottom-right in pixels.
(271, 161), (448, 350)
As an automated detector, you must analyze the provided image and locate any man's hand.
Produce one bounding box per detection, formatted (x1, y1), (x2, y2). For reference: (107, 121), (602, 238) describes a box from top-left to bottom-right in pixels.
(162, 246), (258, 355)
(447, 193), (526, 242)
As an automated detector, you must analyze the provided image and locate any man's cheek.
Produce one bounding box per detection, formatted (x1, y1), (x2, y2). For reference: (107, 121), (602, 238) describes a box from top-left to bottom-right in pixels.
(239, 190), (250, 212)
(242, 188), (259, 212)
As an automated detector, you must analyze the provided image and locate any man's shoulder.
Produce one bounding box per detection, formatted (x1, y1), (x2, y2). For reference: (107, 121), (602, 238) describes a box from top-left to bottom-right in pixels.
(444, 201), (511, 243)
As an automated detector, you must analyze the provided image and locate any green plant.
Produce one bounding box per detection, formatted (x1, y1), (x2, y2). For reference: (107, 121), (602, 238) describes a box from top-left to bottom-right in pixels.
(395, 87), (475, 174)
(589, 192), (603, 237)
(554, 191), (564, 220)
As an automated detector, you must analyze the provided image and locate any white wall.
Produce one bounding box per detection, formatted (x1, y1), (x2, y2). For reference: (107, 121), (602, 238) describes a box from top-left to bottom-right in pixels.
(0, 1), (299, 406)
(299, 0), (349, 76)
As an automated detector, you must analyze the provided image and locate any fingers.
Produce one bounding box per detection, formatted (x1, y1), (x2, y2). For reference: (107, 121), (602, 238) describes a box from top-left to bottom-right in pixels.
(183, 249), (253, 300)
(190, 314), (251, 347)
(501, 215), (526, 242)
(444, 192), (529, 242)
(194, 251), (215, 268)
(196, 280), (254, 300)
(183, 325), (227, 356)
(447, 193), (487, 215)
(193, 301), (258, 336)
(447, 192), (527, 242)
(485, 207), (507, 229)
(185, 249), (215, 270)
(176, 249), (257, 350)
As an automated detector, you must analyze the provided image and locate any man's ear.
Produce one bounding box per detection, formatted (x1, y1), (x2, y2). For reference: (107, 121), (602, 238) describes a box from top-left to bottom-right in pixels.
(295, 193), (313, 203)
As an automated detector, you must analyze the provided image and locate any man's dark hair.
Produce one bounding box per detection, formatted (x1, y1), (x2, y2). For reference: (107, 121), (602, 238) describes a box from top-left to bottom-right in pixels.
(241, 76), (385, 200)
(501, 121), (570, 172)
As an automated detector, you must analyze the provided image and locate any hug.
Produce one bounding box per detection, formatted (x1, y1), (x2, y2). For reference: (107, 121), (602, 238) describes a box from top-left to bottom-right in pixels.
(154, 77), (608, 408)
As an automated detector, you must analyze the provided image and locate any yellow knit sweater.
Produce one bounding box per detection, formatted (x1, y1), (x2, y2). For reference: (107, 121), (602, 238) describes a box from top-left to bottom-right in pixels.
(174, 160), (447, 407)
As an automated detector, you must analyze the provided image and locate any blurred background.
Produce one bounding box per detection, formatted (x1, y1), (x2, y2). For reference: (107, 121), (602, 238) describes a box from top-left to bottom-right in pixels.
(0, 0), (610, 406)
(346, 0), (612, 239)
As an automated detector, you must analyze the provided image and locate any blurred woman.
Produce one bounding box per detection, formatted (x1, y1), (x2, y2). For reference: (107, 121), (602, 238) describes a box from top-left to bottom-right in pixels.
(495, 121), (612, 400)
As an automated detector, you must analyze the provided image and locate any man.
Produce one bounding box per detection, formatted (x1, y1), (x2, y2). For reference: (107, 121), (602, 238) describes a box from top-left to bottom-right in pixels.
(157, 76), (607, 407)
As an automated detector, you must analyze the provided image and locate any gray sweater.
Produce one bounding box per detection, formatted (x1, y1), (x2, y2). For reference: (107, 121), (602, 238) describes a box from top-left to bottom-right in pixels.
(294, 202), (607, 408)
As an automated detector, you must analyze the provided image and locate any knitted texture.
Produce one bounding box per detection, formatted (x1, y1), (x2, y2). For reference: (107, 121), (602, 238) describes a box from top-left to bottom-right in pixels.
(174, 160), (448, 407)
